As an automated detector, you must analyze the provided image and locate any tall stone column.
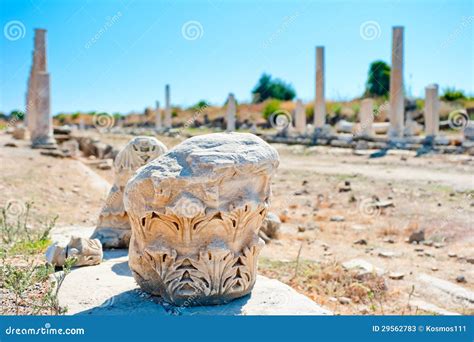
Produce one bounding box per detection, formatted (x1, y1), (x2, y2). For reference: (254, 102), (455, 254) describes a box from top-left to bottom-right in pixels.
(164, 84), (172, 129)
(155, 101), (162, 131)
(358, 98), (374, 137)
(389, 26), (404, 138)
(28, 29), (56, 149)
(226, 93), (236, 131)
(314, 46), (325, 128)
(424, 84), (439, 137)
(294, 99), (306, 134)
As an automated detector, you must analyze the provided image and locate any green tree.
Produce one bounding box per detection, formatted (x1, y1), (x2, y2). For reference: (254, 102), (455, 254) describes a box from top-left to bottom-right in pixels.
(365, 61), (390, 97)
(251, 73), (296, 103)
(9, 110), (24, 120)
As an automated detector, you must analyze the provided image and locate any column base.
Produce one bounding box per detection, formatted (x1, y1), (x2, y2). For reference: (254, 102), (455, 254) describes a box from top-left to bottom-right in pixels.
(31, 135), (57, 149)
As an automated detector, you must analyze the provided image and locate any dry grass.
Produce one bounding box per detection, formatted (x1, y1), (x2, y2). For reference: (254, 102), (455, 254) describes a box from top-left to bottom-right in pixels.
(258, 257), (392, 314)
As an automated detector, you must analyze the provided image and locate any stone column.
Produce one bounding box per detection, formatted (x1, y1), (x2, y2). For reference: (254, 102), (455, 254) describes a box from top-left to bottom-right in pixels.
(28, 29), (56, 149)
(155, 101), (162, 131)
(358, 98), (374, 137)
(424, 84), (439, 137)
(389, 26), (404, 138)
(294, 99), (306, 134)
(164, 84), (172, 129)
(314, 46), (325, 128)
(226, 93), (236, 131)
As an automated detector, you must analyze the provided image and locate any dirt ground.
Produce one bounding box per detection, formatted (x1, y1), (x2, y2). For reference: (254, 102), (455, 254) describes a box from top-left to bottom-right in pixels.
(1, 131), (472, 315)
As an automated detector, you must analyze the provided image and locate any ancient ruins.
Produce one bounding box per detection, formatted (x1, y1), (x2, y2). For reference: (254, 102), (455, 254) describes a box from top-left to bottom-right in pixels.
(1, 11), (471, 319)
(91, 136), (168, 248)
(124, 133), (279, 305)
(26, 29), (57, 149)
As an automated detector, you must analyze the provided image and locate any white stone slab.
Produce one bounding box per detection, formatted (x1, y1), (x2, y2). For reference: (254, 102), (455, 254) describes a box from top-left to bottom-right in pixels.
(58, 251), (332, 316)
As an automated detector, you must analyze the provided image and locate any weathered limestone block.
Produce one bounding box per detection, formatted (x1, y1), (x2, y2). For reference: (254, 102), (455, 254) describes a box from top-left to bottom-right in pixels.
(124, 133), (279, 306)
(91, 137), (168, 248)
(46, 236), (103, 267)
(259, 212), (281, 242)
(12, 125), (27, 140)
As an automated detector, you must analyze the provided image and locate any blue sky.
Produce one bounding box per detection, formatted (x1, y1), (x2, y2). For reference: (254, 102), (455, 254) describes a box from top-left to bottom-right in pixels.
(1, 0), (473, 115)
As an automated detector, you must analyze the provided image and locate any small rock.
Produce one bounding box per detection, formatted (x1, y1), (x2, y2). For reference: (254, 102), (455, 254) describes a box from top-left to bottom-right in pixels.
(260, 212), (281, 239)
(97, 163), (112, 170)
(448, 252), (457, 258)
(330, 215), (345, 222)
(408, 230), (425, 243)
(378, 250), (397, 258)
(466, 258), (474, 264)
(354, 239), (367, 245)
(306, 223), (319, 231)
(414, 247), (424, 252)
(352, 224), (366, 231)
(388, 272), (405, 280)
(374, 200), (394, 208)
(455, 275), (467, 283)
(4, 142), (18, 147)
(424, 251), (434, 257)
(431, 266), (439, 272)
(338, 181), (351, 192)
(383, 237), (395, 244)
(338, 297), (351, 305)
(297, 225), (306, 233)
(423, 240), (433, 247)
(433, 242), (445, 249)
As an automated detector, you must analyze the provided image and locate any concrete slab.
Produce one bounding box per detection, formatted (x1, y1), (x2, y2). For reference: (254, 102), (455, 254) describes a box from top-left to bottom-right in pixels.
(58, 251), (332, 316)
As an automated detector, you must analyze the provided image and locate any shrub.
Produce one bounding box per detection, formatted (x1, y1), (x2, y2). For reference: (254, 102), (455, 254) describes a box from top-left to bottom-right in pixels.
(441, 87), (466, 102)
(262, 99), (282, 120)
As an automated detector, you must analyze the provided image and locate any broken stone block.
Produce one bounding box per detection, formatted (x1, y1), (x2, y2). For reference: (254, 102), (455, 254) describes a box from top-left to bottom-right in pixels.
(45, 236), (103, 267)
(124, 133), (279, 306)
(259, 212), (281, 239)
(91, 136), (168, 248)
(408, 229), (425, 243)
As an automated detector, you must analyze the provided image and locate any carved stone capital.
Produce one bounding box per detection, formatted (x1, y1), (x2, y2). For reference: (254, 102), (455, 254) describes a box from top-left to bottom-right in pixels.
(125, 133), (279, 305)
